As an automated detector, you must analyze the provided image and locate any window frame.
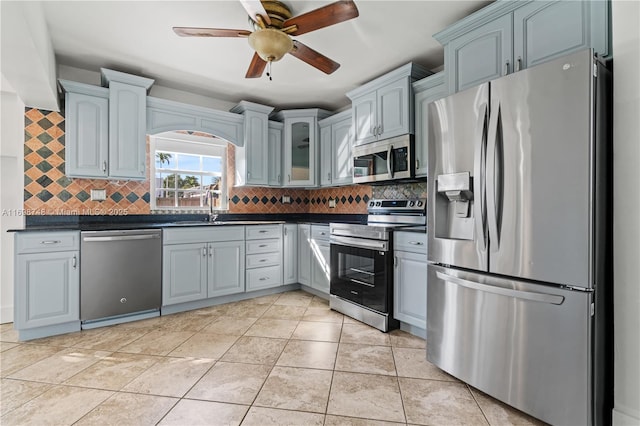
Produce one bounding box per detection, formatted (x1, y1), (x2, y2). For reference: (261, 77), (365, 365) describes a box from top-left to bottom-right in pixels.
(150, 133), (228, 212)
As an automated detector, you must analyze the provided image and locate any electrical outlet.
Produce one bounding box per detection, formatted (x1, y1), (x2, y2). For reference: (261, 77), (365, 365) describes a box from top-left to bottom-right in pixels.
(90, 189), (106, 201)
(281, 195), (291, 204)
(329, 198), (336, 208)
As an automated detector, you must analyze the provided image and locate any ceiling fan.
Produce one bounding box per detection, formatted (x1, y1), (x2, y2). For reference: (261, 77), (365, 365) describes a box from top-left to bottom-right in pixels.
(173, 0), (359, 79)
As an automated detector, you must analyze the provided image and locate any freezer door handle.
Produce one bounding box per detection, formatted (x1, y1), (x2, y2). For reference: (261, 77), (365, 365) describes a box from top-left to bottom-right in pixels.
(473, 102), (488, 252)
(486, 102), (502, 253)
(435, 271), (565, 305)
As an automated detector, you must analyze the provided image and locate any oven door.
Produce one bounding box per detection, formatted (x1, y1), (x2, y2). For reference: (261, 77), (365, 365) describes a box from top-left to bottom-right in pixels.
(330, 239), (392, 314)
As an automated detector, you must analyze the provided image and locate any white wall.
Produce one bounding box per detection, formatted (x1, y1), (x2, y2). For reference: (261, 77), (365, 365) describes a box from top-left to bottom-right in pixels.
(612, 0), (640, 424)
(0, 88), (25, 323)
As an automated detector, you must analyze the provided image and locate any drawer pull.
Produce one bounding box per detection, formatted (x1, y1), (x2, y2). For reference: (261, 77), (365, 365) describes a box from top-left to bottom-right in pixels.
(409, 241), (424, 245)
(260, 259), (267, 262)
(259, 277), (269, 281)
(350, 290), (359, 295)
(202, 247), (207, 257)
(259, 230), (268, 233)
(319, 232), (326, 235)
(72, 255), (77, 268)
(41, 240), (61, 245)
(259, 244), (268, 247)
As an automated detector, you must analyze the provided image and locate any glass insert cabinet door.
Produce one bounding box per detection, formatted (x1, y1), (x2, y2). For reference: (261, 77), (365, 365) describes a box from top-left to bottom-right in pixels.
(284, 117), (316, 187)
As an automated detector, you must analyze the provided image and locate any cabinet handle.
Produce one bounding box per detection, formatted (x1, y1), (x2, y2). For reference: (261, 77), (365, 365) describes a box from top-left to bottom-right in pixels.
(247, 171), (251, 179)
(277, 174), (281, 183)
(259, 277), (269, 281)
(394, 256), (398, 267)
(515, 57), (522, 72)
(40, 240), (61, 245)
(202, 247), (207, 257)
(409, 241), (424, 245)
(288, 174), (291, 182)
(259, 244), (268, 247)
(102, 161), (107, 173)
(378, 125), (383, 135)
(416, 159), (420, 169)
(504, 61), (510, 76)
(208, 245), (213, 257)
(327, 172), (331, 180)
(259, 230), (268, 233)
(72, 255), (77, 268)
(140, 162), (144, 174)
(319, 232), (326, 235)
(371, 127), (375, 136)
(284, 228), (287, 236)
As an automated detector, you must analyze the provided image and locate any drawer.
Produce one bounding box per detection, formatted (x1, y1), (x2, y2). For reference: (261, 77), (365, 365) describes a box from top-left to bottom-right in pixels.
(163, 226), (244, 245)
(246, 252), (281, 269)
(16, 231), (79, 254)
(394, 231), (427, 254)
(311, 225), (330, 241)
(246, 238), (281, 254)
(246, 224), (282, 240)
(246, 265), (282, 290)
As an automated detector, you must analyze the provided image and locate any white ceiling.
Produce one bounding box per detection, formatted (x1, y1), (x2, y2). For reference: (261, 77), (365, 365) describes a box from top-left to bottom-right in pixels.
(40, 0), (490, 111)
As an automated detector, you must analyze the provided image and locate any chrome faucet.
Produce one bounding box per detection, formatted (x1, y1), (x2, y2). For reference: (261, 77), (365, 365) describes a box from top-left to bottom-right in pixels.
(205, 190), (218, 222)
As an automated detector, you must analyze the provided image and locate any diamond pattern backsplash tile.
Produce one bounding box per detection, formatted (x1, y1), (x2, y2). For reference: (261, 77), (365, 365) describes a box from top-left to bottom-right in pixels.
(23, 108), (373, 216)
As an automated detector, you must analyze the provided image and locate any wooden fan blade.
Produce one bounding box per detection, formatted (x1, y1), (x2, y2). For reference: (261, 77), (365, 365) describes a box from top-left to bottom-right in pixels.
(173, 27), (251, 37)
(283, 0), (359, 36)
(246, 52), (267, 78)
(239, 0), (271, 25)
(290, 40), (340, 75)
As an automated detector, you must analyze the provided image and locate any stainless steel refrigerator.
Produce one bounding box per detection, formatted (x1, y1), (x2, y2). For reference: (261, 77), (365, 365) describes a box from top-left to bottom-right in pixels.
(426, 49), (612, 426)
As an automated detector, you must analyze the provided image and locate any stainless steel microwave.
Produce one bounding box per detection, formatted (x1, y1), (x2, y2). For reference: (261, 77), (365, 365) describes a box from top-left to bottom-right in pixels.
(352, 134), (414, 184)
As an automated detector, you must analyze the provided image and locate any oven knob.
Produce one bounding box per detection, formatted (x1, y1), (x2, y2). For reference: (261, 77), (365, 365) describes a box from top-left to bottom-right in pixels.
(375, 201), (381, 207)
(417, 201), (423, 207)
(369, 201), (374, 207)
(408, 201), (415, 207)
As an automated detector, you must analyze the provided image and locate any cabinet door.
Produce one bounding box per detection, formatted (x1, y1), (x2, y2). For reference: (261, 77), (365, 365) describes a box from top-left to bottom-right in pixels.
(108, 81), (147, 179)
(377, 78), (410, 140)
(310, 240), (330, 294)
(446, 14), (513, 93)
(284, 117), (316, 187)
(331, 117), (353, 185)
(65, 92), (109, 178)
(245, 111), (269, 185)
(298, 225), (311, 285)
(283, 224), (298, 284)
(15, 251), (79, 329)
(393, 251), (427, 329)
(268, 123), (282, 186)
(352, 92), (377, 146)
(163, 243), (208, 305)
(513, 0), (609, 70)
(208, 241), (245, 297)
(319, 124), (332, 186)
(414, 73), (447, 177)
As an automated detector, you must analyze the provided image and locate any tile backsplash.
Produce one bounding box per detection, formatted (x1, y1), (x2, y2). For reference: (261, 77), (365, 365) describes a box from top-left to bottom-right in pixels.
(23, 108), (380, 216)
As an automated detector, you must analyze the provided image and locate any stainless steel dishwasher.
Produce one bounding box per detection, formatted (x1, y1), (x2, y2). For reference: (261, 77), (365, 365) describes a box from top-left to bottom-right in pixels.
(80, 229), (162, 323)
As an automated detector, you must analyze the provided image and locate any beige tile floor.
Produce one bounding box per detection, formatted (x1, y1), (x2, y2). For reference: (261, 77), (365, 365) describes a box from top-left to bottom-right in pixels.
(0, 290), (545, 425)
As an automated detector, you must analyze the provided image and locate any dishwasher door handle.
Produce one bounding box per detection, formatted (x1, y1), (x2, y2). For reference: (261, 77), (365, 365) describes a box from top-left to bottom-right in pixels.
(82, 234), (161, 242)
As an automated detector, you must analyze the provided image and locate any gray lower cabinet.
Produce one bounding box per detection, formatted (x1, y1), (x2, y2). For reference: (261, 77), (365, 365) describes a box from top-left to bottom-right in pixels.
(14, 231), (80, 339)
(162, 227), (245, 306)
(283, 224), (298, 285)
(298, 224), (311, 285)
(245, 225), (283, 291)
(393, 231), (427, 330)
(436, 0), (610, 94)
(310, 225), (330, 295)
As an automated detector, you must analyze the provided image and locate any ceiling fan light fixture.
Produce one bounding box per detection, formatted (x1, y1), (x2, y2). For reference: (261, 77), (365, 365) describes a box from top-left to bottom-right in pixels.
(248, 28), (293, 62)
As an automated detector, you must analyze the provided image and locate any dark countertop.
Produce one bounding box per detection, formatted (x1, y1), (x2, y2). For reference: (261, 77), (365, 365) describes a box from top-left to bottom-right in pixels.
(8, 213), (368, 233)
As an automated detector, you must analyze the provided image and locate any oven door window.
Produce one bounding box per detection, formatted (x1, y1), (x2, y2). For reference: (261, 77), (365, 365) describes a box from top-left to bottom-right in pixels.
(330, 244), (391, 313)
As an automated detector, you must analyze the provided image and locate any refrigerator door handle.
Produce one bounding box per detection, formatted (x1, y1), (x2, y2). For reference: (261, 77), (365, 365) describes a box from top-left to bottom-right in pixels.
(486, 102), (501, 252)
(473, 102), (488, 251)
(435, 271), (565, 305)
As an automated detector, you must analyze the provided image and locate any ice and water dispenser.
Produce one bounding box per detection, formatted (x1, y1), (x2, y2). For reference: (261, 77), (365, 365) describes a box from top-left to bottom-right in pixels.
(433, 171), (475, 240)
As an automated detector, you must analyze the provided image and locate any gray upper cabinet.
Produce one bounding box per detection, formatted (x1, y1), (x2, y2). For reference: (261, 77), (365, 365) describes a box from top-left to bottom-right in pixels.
(268, 121), (283, 186)
(319, 109), (353, 187)
(60, 69), (154, 180)
(231, 101), (274, 186)
(101, 69), (154, 179)
(347, 63), (431, 147)
(273, 109), (331, 187)
(435, 0), (610, 94)
(413, 72), (447, 177)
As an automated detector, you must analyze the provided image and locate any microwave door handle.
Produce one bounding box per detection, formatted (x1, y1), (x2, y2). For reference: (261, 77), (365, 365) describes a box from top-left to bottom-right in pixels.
(386, 144), (393, 179)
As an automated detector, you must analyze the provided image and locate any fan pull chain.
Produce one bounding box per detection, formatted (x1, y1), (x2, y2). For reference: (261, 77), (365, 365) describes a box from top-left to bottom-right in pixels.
(266, 61), (272, 81)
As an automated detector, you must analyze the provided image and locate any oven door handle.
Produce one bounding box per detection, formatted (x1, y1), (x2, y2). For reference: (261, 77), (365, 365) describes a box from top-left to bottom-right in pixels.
(330, 235), (389, 252)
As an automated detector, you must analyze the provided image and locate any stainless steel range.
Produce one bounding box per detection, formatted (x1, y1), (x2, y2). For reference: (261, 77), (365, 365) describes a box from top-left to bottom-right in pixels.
(329, 198), (426, 331)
